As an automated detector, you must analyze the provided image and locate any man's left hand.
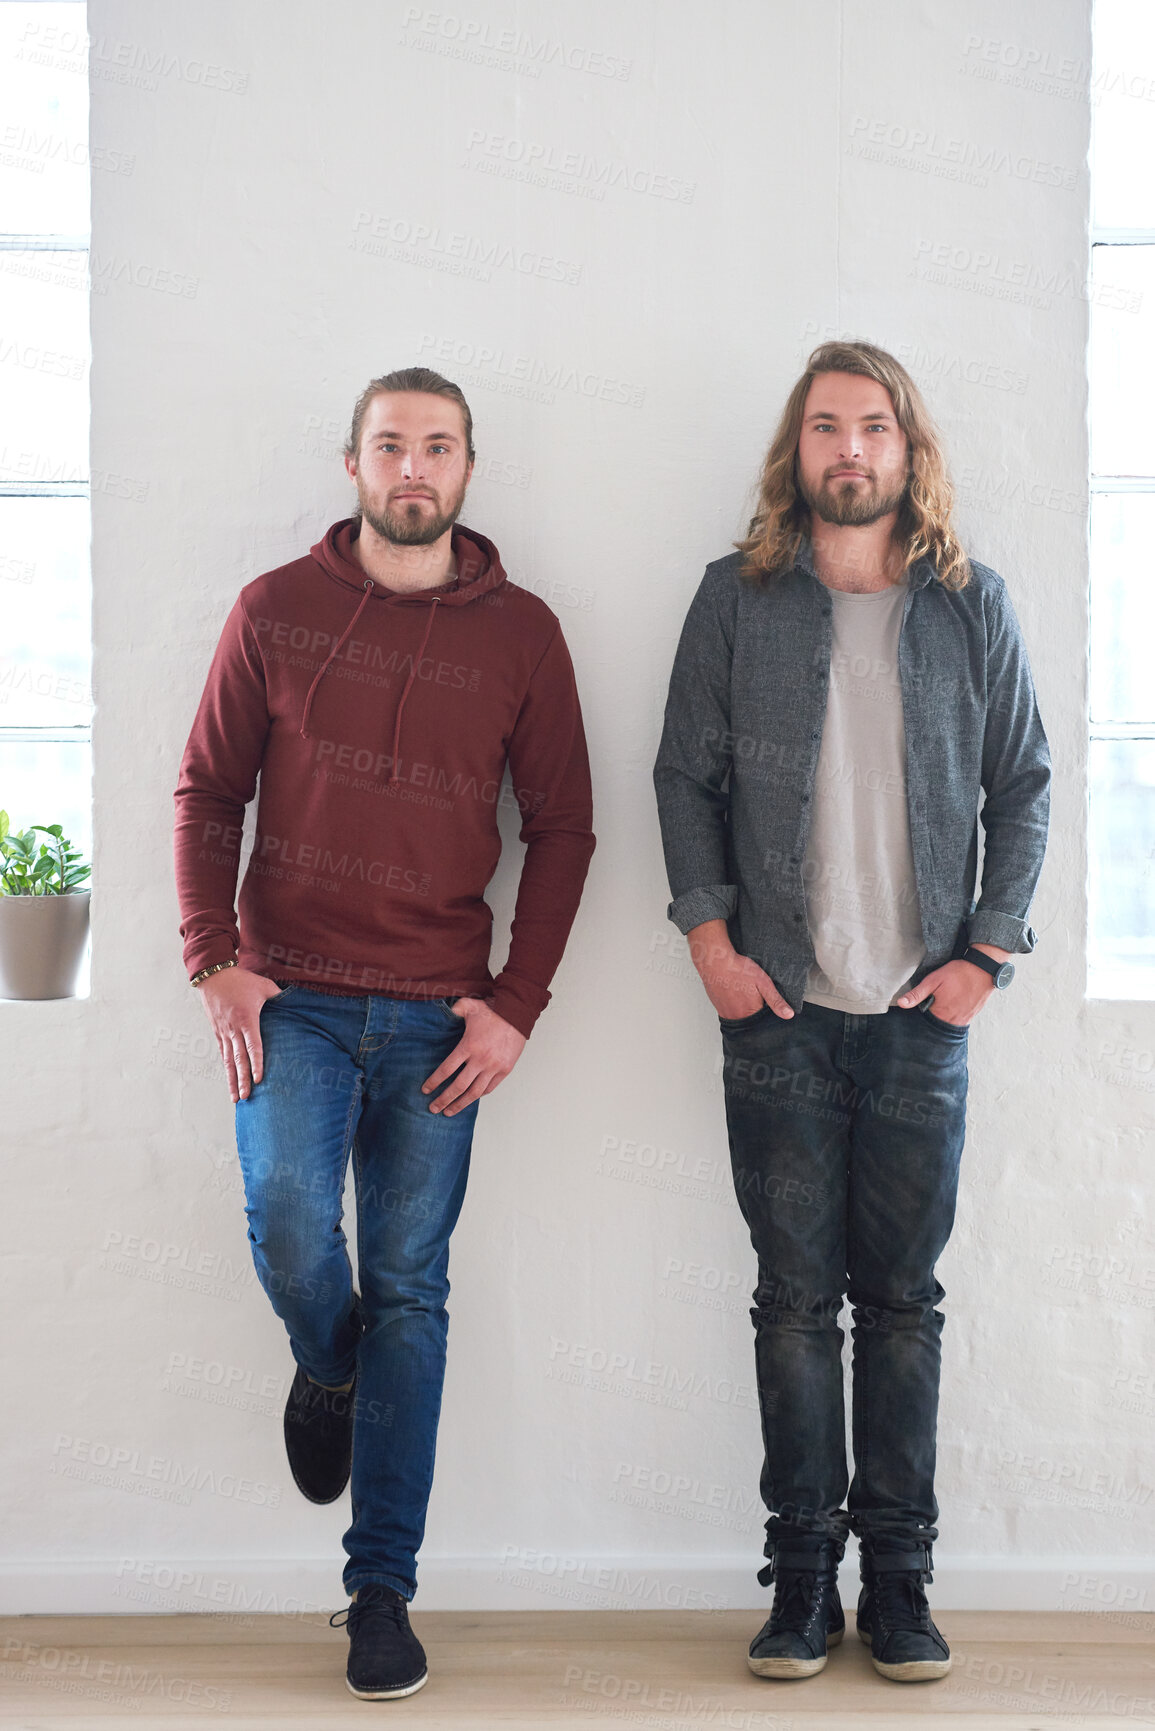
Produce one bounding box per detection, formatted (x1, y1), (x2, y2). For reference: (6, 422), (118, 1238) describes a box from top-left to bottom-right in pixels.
(421, 997), (527, 1116)
(896, 944), (1011, 1027)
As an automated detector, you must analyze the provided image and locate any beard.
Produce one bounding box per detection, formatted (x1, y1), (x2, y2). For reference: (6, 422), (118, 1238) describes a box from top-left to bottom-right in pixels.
(357, 476), (468, 546)
(798, 467), (908, 527)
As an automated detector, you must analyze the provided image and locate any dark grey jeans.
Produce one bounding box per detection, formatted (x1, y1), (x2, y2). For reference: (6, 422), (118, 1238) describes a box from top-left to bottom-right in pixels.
(720, 999), (969, 1567)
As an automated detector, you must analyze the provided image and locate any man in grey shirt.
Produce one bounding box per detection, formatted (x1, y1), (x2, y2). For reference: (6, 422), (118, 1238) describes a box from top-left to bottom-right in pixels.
(653, 342), (1050, 1685)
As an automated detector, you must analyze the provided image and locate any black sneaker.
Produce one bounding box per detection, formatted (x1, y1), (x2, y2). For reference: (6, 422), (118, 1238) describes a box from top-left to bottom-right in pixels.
(747, 1546), (845, 1679)
(331, 1585), (428, 1699)
(283, 1365), (355, 1504)
(857, 1546), (951, 1681)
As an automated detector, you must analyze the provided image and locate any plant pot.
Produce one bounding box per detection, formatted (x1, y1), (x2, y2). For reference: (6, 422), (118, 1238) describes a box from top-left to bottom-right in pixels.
(0, 890), (91, 999)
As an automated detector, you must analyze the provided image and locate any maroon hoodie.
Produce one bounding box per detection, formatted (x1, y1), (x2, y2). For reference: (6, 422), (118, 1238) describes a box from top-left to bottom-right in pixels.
(173, 520), (595, 1038)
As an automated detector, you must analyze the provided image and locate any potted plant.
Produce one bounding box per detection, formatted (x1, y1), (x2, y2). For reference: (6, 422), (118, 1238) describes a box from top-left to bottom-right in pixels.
(0, 811), (92, 999)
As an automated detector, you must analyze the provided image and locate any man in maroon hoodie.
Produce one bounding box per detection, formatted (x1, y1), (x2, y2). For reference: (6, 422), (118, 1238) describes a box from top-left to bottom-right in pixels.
(173, 367), (595, 1700)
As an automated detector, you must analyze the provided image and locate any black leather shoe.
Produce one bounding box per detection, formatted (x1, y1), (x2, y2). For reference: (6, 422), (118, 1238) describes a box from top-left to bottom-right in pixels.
(857, 1546), (951, 1681)
(748, 1546), (845, 1678)
(283, 1365), (354, 1504)
(332, 1585), (428, 1699)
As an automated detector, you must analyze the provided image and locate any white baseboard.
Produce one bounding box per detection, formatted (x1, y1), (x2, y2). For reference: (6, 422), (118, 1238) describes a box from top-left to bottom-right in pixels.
(2, 1555), (1153, 1617)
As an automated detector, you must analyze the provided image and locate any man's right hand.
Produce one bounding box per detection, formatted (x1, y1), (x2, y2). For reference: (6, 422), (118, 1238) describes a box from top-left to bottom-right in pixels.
(195, 966), (285, 1102)
(686, 919), (794, 1021)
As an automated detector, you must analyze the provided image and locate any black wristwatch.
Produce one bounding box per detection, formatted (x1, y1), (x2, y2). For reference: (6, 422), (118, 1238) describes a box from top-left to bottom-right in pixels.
(962, 945), (1015, 989)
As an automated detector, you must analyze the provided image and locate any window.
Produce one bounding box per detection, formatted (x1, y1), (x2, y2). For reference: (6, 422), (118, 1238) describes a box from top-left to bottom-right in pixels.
(0, 1), (92, 898)
(1088, 0), (1155, 999)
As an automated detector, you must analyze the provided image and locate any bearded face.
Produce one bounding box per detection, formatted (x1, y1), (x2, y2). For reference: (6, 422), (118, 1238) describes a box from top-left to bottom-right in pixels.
(797, 463), (909, 527)
(346, 390), (473, 548)
(796, 372), (910, 530)
(355, 471), (469, 546)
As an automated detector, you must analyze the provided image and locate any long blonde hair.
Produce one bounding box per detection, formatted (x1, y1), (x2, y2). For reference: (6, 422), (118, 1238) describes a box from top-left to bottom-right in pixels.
(737, 341), (970, 590)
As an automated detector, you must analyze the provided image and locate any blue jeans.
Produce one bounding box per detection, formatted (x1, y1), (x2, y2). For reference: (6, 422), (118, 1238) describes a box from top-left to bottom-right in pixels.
(720, 1000), (969, 1565)
(235, 986), (478, 1600)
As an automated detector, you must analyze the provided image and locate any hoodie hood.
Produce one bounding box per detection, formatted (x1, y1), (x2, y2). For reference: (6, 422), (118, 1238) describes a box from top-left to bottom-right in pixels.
(310, 517), (508, 605)
(300, 519), (509, 751)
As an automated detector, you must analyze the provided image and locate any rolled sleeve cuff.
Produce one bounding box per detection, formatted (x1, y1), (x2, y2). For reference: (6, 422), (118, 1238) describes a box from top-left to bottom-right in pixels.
(184, 943), (238, 982)
(967, 908), (1038, 955)
(487, 970), (550, 1041)
(667, 883), (738, 937)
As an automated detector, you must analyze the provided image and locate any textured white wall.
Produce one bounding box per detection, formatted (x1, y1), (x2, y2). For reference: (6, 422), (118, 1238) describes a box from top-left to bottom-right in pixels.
(4, 0), (1153, 1616)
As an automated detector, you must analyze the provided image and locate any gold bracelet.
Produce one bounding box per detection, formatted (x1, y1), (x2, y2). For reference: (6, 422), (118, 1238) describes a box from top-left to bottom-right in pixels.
(190, 958), (238, 988)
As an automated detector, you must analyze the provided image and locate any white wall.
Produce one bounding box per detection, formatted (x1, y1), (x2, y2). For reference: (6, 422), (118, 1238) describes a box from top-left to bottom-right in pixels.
(4, 0), (1153, 1616)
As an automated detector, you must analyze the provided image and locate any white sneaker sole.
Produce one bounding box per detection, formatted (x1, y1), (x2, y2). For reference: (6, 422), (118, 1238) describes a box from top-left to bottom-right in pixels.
(748, 1625), (843, 1678)
(858, 1627), (951, 1680)
(346, 1670), (428, 1700)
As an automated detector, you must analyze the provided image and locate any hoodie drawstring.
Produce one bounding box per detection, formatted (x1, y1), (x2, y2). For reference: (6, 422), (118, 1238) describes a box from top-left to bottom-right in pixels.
(299, 581), (443, 773)
(299, 579), (375, 739)
(389, 599), (440, 782)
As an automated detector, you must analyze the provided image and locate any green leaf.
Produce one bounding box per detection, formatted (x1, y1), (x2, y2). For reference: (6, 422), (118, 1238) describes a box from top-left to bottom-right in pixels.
(1, 817), (90, 890)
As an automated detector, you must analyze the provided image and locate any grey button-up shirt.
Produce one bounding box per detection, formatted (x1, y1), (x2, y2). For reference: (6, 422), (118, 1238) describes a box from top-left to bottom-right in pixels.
(653, 542), (1051, 1012)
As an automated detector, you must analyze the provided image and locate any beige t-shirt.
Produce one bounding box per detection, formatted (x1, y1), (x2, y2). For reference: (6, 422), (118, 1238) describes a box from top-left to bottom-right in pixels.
(801, 574), (927, 1014)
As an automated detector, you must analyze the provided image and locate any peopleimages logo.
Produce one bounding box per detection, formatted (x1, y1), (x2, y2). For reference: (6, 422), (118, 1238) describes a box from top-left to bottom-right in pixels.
(847, 115), (1076, 190)
(416, 333), (645, 408)
(112, 1559), (328, 1620)
(2, 1638), (232, 1712)
(252, 830), (432, 896)
(559, 1666), (783, 1725)
(911, 237), (1142, 313)
(0, 337), (86, 381)
(251, 610), (482, 691)
(960, 31), (1155, 105)
(500, 1549), (727, 1611)
(15, 18), (249, 93)
(547, 1337), (758, 1411)
(800, 322), (1030, 395)
(351, 209), (583, 286)
(50, 1433), (281, 1508)
(0, 124), (135, 176)
(398, 8), (632, 81)
(462, 129), (695, 202)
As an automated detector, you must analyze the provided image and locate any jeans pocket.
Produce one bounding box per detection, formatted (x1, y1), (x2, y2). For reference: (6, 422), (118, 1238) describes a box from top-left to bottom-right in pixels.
(718, 1003), (774, 1032)
(264, 982), (300, 1004)
(922, 1006), (969, 1037)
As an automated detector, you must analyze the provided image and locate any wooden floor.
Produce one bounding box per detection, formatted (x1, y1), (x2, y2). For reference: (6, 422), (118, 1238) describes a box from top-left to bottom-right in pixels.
(1, 1610), (1153, 1728)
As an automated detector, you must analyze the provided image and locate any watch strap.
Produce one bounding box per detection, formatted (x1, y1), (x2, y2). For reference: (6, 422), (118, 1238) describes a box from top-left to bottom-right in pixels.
(963, 946), (1012, 985)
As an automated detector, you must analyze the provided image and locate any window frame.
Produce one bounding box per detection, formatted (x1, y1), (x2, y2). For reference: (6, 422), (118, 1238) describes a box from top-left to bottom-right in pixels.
(1087, 224), (1155, 1000)
(0, 228), (91, 764)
